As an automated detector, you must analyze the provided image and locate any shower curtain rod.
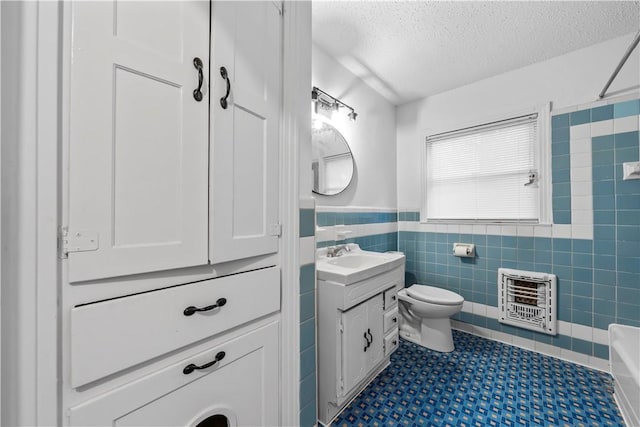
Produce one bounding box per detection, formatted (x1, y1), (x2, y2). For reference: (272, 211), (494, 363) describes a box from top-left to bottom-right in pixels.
(598, 30), (640, 99)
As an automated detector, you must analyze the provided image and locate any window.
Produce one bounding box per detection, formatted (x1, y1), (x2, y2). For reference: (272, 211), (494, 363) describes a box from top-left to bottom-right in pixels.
(424, 113), (545, 222)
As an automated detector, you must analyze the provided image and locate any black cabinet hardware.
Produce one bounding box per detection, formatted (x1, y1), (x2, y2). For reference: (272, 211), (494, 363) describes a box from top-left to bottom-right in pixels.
(220, 66), (230, 109)
(183, 298), (227, 316)
(183, 351), (226, 375)
(193, 57), (204, 102)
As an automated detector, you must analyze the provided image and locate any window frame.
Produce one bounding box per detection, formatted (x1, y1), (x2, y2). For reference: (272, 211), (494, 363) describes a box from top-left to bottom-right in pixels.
(420, 103), (551, 224)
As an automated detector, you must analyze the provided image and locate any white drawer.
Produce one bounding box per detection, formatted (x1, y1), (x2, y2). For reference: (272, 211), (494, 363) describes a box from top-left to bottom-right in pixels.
(384, 329), (399, 357)
(384, 287), (398, 309)
(71, 267), (280, 388)
(69, 322), (279, 426)
(383, 307), (399, 334)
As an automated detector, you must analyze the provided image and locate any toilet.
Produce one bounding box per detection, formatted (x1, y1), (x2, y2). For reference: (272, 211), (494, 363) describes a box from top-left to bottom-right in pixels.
(397, 284), (464, 352)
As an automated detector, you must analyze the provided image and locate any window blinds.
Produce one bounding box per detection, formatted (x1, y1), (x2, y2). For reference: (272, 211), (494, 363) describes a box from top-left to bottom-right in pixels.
(425, 114), (538, 221)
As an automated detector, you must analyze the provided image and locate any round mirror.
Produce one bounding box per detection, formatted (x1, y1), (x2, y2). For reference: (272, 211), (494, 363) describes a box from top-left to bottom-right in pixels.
(311, 119), (354, 195)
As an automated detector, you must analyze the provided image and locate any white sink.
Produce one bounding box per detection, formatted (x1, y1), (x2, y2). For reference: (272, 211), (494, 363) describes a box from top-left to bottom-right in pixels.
(316, 244), (405, 284)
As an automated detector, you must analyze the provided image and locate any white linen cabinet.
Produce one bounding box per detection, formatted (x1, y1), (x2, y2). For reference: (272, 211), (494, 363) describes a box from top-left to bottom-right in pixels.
(65, 0), (282, 281)
(61, 1), (285, 425)
(66, 0), (211, 282)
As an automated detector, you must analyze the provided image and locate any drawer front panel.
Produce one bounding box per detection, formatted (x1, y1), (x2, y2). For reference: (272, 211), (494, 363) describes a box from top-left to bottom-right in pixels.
(383, 307), (399, 334)
(384, 329), (399, 357)
(384, 287), (398, 309)
(71, 267), (280, 387)
(69, 322), (279, 426)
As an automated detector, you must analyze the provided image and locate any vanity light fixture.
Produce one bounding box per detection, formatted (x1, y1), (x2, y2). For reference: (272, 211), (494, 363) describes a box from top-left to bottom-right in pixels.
(311, 86), (358, 121)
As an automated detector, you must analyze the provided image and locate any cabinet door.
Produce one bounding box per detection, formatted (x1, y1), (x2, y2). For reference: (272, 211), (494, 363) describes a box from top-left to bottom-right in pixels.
(210, 1), (282, 264)
(366, 295), (385, 368)
(67, 1), (209, 282)
(340, 302), (369, 395)
(340, 295), (384, 396)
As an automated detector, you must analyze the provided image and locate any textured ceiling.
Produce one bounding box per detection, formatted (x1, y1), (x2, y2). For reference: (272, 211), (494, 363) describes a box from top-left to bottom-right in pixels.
(312, 1), (640, 105)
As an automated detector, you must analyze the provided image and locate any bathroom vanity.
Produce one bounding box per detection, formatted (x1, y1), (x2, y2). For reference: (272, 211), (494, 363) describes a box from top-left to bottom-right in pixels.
(316, 245), (405, 425)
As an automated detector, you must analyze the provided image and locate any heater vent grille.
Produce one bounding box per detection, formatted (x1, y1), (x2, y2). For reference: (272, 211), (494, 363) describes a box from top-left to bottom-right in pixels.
(498, 268), (557, 335)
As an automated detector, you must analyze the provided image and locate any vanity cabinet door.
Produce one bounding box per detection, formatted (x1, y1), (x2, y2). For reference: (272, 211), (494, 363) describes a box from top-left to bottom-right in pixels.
(340, 295), (384, 396)
(66, 1), (210, 282)
(210, 1), (282, 264)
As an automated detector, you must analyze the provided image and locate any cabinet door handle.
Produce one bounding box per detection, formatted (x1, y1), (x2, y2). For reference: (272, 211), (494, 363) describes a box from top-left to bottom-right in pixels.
(392, 295), (396, 301)
(363, 332), (369, 352)
(183, 351), (226, 375)
(219, 66), (231, 109)
(183, 298), (227, 316)
(193, 57), (204, 102)
(366, 328), (373, 346)
(393, 317), (397, 323)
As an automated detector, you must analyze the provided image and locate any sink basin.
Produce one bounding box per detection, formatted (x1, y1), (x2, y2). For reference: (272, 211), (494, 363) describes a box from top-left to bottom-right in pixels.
(326, 254), (382, 269)
(316, 244), (405, 284)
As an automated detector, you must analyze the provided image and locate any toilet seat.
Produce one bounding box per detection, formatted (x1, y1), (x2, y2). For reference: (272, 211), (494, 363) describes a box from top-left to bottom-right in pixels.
(406, 285), (464, 306)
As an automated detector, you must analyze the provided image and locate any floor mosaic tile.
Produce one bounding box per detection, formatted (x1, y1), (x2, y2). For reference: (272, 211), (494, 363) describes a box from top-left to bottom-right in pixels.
(332, 330), (624, 427)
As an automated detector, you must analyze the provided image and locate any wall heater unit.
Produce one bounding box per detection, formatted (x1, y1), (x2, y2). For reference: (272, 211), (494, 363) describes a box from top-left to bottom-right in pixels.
(498, 268), (557, 335)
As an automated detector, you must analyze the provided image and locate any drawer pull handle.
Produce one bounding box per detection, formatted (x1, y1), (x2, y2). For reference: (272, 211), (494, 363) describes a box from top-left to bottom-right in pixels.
(392, 295), (396, 301)
(393, 317), (397, 323)
(183, 351), (226, 375)
(392, 340), (397, 346)
(183, 298), (227, 316)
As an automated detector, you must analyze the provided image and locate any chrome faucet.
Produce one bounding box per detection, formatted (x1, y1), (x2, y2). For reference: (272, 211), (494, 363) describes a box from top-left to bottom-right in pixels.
(326, 244), (351, 258)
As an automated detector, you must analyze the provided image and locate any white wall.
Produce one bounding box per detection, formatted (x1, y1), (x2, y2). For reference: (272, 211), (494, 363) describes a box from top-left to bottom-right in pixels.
(312, 45), (397, 209)
(397, 32), (640, 209)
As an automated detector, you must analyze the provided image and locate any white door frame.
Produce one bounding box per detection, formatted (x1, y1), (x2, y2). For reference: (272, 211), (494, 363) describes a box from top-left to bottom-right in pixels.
(280, 1), (312, 425)
(0, 1), (60, 425)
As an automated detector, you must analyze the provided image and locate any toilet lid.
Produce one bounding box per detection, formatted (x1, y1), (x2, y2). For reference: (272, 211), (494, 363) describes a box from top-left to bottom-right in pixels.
(406, 285), (464, 305)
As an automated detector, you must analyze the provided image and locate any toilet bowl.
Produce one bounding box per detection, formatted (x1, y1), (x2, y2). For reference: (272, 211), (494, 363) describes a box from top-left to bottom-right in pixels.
(397, 284), (464, 352)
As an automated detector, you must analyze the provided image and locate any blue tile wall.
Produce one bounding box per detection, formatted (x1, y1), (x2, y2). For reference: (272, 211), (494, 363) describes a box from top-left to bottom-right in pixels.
(316, 211), (397, 227)
(299, 262), (316, 427)
(398, 211), (420, 221)
(299, 206), (317, 427)
(399, 98), (640, 360)
(300, 209), (315, 238)
(613, 99), (640, 118)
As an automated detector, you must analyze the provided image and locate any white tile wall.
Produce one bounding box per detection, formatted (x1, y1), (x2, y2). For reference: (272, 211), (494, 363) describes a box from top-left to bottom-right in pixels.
(570, 123), (591, 139)
(591, 120), (614, 137)
(533, 226), (553, 238)
(567, 128), (594, 239)
(552, 224), (572, 238)
(614, 115), (640, 133)
(300, 236), (316, 265)
(316, 222), (397, 243)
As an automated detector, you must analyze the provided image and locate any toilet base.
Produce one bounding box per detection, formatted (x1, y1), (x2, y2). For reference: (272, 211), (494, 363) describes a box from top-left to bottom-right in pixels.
(420, 317), (454, 352)
(399, 317), (455, 353)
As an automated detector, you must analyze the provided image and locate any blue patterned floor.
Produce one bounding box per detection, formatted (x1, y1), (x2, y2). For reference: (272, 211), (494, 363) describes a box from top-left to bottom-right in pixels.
(332, 330), (624, 427)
